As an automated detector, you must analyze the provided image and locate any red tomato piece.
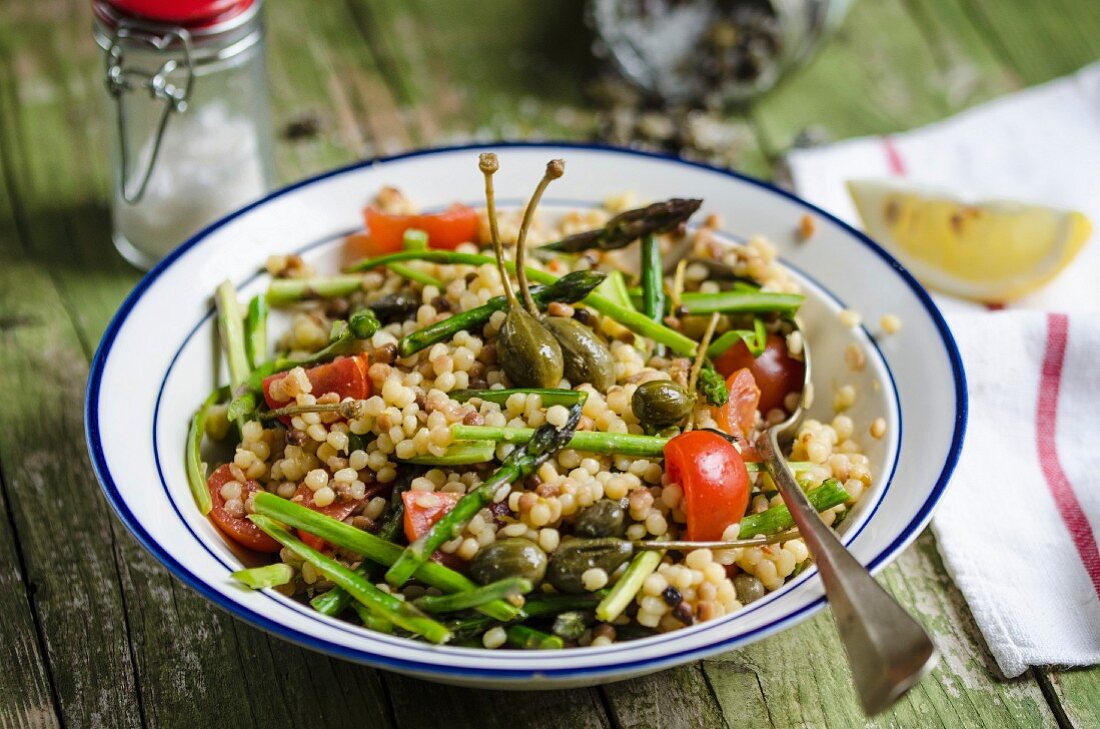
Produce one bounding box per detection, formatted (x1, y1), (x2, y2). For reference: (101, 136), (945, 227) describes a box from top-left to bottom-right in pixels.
(712, 333), (805, 414)
(664, 430), (750, 541)
(359, 203), (480, 256)
(291, 484), (369, 552)
(402, 490), (462, 542)
(713, 368), (761, 439)
(262, 353), (372, 416)
(207, 464), (281, 553)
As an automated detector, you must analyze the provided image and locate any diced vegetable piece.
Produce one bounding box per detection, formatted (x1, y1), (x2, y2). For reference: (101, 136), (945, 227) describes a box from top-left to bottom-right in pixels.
(261, 353), (371, 416)
(232, 563), (294, 589)
(355, 203), (480, 256)
(403, 490), (462, 542)
(207, 464), (281, 553)
(714, 368), (762, 441)
(292, 483), (370, 552)
(713, 333), (804, 414)
(664, 430), (750, 541)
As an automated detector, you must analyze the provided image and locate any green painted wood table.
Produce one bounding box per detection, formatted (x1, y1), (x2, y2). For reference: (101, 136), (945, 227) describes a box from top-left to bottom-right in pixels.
(2, 1), (1099, 726)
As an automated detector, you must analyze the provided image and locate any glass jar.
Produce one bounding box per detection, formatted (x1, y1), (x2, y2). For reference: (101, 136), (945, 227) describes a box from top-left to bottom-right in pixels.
(589, 0), (852, 107)
(93, 0), (275, 269)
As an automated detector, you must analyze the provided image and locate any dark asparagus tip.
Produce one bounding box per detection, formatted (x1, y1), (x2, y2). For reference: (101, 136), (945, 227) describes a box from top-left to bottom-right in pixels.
(541, 198), (704, 254)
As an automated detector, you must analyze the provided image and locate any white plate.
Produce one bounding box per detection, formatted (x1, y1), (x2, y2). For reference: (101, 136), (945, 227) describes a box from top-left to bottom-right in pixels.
(86, 143), (966, 688)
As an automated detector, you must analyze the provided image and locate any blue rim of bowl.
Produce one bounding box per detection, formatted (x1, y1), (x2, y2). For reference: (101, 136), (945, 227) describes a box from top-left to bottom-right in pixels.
(85, 141), (968, 681)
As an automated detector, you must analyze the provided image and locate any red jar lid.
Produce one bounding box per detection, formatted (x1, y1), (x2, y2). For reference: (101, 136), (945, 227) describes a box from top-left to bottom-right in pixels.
(100, 0), (255, 26)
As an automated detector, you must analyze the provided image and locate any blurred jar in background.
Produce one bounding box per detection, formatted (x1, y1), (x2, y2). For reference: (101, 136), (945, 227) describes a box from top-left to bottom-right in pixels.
(93, 0), (275, 269)
(589, 0), (851, 107)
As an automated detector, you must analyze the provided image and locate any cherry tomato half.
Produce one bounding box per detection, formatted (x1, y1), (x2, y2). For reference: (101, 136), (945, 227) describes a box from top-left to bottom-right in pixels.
(292, 483), (372, 552)
(402, 490), (462, 543)
(664, 430), (750, 541)
(262, 354), (371, 421)
(713, 333), (804, 414)
(207, 464), (281, 553)
(353, 203), (480, 257)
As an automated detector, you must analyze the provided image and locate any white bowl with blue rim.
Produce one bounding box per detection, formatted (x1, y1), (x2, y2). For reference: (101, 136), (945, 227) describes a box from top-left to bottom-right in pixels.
(86, 143), (966, 688)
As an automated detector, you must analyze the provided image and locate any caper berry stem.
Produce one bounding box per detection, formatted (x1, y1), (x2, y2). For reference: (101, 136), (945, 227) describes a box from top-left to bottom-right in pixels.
(634, 528), (802, 551)
(480, 152), (520, 310)
(515, 159), (565, 316)
(259, 400), (363, 421)
(686, 312), (721, 430)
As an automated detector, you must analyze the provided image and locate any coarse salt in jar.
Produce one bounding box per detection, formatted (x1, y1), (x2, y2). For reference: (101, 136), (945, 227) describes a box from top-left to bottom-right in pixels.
(93, 0), (275, 269)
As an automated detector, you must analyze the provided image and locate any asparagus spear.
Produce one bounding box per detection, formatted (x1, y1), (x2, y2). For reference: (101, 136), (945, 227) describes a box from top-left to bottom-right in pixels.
(738, 479), (848, 538)
(231, 563), (294, 589)
(641, 233), (666, 358)
(414, 577), (532, 613)
(450, 424), (668, 457)
(678, 290), (804, 317)
(596, 548), (664, 623)
(186, 386), (229, 514)
(268, 275), (364, 305)
(538, 198), (703, 254)
(506, 624), (564, 649)
(250, 515), (452, 644)
(245, 295), (269, 369)
(385, 405), (583, 587)
(449, 388), (587, 407)
(215, 280), (250, 394)
(252, 492), (520, 621)
(311, 477), (408, 617)
(397, 270), (606, 358)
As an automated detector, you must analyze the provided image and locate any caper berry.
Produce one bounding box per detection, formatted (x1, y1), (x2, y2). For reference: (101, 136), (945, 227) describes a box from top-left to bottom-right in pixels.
(469, 538), (548, 586)
(547, 537), (634, 594)
(733, 573), (766, 604)
(368, 290), (420, 324)
(573, 499), (626, 539)
(631, 379), (694, 428)
(544, 316), (615, 390)
(498, 308), (564, 388)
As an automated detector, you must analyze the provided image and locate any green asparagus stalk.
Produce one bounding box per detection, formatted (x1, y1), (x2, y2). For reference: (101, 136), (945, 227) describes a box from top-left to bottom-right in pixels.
(596, 547), (664, 623)
(353, 604), (394, 633)
(252, 492), (520, 621)
(706, 318), (767, 359)
(396, 270), (606, 357)
(215, 280), (251, 393)
(678, 290), (804, 317)
(267, 275), (364, 305)
(414, 578), (532, 613)
(249, 515), (452, 643)
(385, 406), (583, 587)
(506, 624), (564, 649)
(594, 270), (637, 312)
(641, 233), (666, 358)
(345, 251), (700, 356)
(738, 479), (848, 538)
(398, 441), (496, 466)
(450, 424), (668, 457)
(388, 262), (444, 288)
(449, 388), (587, 407)
(538, 198), (703, 254)
(311, 478), (408, 617)
(231, 563), (295, 589)
(186, 386), (229, 514)
(245, 295), (269, 369)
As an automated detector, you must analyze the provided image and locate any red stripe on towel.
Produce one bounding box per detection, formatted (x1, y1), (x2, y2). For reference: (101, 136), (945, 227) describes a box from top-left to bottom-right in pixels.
(1037, 313), (1100, 598)
(881, 136), (907, 176)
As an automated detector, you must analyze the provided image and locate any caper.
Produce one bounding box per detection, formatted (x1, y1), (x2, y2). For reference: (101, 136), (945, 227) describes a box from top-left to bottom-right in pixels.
(498, 308), (565, 388)
(573, 499), (626, 539)
(547, 537), (634, 594)
(733, 573), (766, 604)
(368, 290), (420, 324)
(469, 538), (548, 586)
(631, 379), (694, 428)
(544, 316), (615, 390)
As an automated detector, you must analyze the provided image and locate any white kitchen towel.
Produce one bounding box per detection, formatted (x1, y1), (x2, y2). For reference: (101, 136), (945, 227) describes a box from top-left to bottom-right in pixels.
(786, 62), (1100, 677)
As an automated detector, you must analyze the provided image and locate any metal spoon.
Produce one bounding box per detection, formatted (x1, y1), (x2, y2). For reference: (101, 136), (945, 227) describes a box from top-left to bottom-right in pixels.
(757, 319), (939, 716)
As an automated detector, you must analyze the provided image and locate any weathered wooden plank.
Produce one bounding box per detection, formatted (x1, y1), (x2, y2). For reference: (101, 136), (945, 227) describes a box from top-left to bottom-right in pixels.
(0, 1), (394, 727)
(602, 664), (729, 729)
(703, 532), (1058, 728)
(382, 674), (611, 729)
(1041, 668), (1100, 729)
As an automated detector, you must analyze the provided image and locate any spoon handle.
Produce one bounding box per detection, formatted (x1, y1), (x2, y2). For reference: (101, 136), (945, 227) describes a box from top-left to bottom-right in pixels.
(762, 428), (939, 716)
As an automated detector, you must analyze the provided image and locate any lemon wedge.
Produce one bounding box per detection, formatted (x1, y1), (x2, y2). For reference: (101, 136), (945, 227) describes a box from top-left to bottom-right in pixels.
(847, 179), (1092, 303)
